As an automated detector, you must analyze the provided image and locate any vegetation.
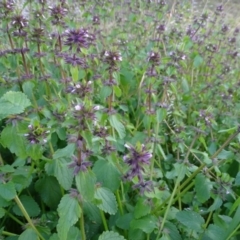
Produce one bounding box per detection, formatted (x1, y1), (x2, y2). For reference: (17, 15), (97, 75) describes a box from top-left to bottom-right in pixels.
(0, 0), (240, 239)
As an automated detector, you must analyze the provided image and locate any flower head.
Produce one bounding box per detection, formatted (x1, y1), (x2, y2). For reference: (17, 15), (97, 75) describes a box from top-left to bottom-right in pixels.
(68, 154), (92, 175)
(123, 143), (152, 181)
(64, 28), (95, 52)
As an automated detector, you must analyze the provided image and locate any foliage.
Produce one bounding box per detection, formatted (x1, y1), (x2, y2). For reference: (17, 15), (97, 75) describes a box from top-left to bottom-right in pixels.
(0, 0), (240, 239)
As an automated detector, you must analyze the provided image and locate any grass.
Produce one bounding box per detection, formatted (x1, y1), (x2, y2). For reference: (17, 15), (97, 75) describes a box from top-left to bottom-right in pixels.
(0, 0), (240, 239)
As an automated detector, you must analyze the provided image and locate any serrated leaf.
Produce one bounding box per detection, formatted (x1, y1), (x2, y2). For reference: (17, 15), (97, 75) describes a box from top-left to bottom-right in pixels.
(26, 144), (43, 161)
(0, 125), (27, 158)
(0, 208), (5, 218)
(76, 170), (96, 201)
(12, 174), (32, 192)
(57, 194), (81, 240)
(116, 213), (133, 230)
(134, 198), (151, 219)
(35, 176), (62, 209)
(45, 158), (73, 190)
(93, 159), (121, 192)
(109, 115), (126, 139)
(95, 187), (117, 215)
(130, 215), (157, 234)
(13, 195), (40, 217)
(176, 210), (204, 232)
(0, 91), (31, 120)
(83, 201), (102, 223)
(18, 228), (38, 240)
(195, 173), (211, 203)
(0, 181), (16, 200)
(98, 231), (126, 240)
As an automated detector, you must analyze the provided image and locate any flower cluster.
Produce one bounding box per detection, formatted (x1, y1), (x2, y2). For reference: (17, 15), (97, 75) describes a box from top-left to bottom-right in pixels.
(68, 153), (92, 176)
(64, 28), (95, 52)
(24, 124), (50, 144)
(101, 50), (122, 71)
(123, 143), (153, 194)
(49, 4), (68, 25)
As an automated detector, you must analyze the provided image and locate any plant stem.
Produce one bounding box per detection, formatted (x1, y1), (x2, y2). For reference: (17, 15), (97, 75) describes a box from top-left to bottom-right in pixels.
(100, 209), (108, 231)
(14, 195), (45, 240)
(2, 231), (17, 236)
(116, 190), (124, 215)
(80, 210), (86, 240)
(157, 165), (184, 239)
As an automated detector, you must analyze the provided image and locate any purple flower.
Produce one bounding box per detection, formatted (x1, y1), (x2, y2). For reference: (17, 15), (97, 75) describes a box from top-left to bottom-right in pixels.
(132, 180), (153, 195)
(123, 143), (152, 181)
(64, 28), (95, 52)
(68, 154), (92, 176)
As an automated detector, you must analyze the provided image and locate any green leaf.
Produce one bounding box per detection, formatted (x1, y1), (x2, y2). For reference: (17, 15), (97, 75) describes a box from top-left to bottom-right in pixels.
(208, 197), (222, 212)
(113, 85), (122, 97)
(234, 172), (240, 186)
(229, 196), (240, 215)
(76, 170), (96, 201)
(18, 228), (38, 240)
(12, 174), (32, 192)
(225, 206), (240, 239)
(0, 181), (16, 200)
(53, 144), (75, 159)
(109, 115), (126, 139)
(195, 173), (211, 203)
(193, 55), (203, 68)
(100, 86), (112, 100)
(134, 198), (151, 219)
(156, 108), (167, 123)
(116, 213), (133, 230)
(0, 196), (9, 207)
(0, 208), (5, 218)
(70, 66), (78, 82)
(57, 194), (81, 240)
(83, 201), (102, 223)
(130, 215), (157, 234)
(176, 210), (204, 232)
(0, 165), (15, 173)
(49, 234), (59, 240)
(26, 144), (43, 161)
(0, 91), (31, 120)
(164, 221), (182, 240)
(22, 81), (35, 101)
(98, 231), (126, 240)
(205, 224), (226, 240)
(45, 158), (73, 190)
(95, 187), (117, 215)
(35, 176), (62, 209)
(0, 125), (27, 158)
(13, 195), (40, 217)
(93, 159), (121, 192)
